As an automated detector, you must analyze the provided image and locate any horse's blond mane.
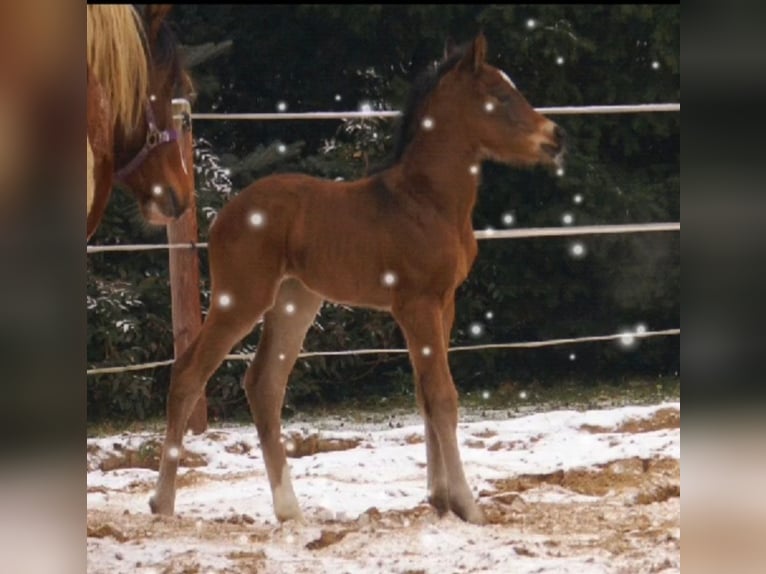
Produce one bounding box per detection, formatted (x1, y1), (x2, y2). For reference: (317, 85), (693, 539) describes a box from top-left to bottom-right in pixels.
(87, 5), (148, 136)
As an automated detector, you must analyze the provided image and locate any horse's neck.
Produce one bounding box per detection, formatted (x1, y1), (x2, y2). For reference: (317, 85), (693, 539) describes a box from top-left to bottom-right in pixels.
(398, 134), (480, 228)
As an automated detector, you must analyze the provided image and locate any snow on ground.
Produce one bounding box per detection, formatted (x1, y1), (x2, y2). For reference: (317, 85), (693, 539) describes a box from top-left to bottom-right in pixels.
(87, 402), (680, 574)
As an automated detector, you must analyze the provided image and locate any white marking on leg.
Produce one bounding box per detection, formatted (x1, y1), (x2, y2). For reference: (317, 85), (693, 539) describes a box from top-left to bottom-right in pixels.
(273, 464), (301, 522)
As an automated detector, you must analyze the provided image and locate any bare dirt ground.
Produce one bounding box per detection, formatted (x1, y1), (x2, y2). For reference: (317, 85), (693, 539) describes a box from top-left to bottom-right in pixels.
(87, 403), (680, 574)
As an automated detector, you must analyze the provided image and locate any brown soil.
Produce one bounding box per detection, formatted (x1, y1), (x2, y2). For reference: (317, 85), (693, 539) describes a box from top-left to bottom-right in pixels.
(580, 407), (680, 434)
(283, 432), (362, 458)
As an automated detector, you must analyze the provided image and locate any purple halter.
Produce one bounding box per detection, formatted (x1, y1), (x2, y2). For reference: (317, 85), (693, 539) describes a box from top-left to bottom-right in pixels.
(115, 98), (179, 182)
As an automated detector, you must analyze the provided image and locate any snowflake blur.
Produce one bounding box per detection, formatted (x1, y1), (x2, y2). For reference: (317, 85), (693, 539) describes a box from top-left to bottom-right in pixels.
(421, 116), (434, 130)
(562, 212), (574, 226)
(469, 164), (479, 175)
(485, 311), (494, 320)
(573, 194), (583, 205)
(526, 18), (536, 29)
(619, 332), (636, 349)
(249, 211), (265, 227)
(570, 242), (586, 258)
(502, 212), (515, 226)
(276, 101), (287, 112)
(277, 143), (287, 154)
(152, 184), (162, 196)
(569, 352), (576, 361)
(381, 271), (397, 287)
(556, 56), (565, 65)
(284, 302), (296, 315)
(421, 346), (432, 357)
(469, 322), (484, 338)
(484, 101), (495, 113)
(218, 293), (232, 309)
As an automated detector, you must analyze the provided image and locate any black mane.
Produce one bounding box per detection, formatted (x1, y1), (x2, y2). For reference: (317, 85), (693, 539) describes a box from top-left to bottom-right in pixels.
(369, 42), (469, 174)
(147, 17), (186, 97)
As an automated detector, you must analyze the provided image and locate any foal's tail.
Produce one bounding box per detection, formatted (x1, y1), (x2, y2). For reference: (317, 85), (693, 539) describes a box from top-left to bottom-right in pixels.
(86, 5), (149, 136)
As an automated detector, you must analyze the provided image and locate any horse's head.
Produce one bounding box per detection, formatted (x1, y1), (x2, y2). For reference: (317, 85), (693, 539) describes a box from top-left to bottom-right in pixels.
(432, 34), (565, 170)
(114, 5), (193, 226)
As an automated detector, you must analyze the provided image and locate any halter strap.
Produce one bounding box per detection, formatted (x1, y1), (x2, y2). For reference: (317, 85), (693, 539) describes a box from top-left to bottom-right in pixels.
(115, 99), (179, 182)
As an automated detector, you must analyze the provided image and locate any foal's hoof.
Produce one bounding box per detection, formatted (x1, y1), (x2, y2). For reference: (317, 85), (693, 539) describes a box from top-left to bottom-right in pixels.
(451, 501), (488, 525)
(148, 495), (174, 516)
(427, 493), (450, 517)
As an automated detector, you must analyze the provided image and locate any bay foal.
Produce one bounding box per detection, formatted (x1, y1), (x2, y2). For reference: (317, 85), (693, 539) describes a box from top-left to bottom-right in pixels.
(151, 34), (564, 525)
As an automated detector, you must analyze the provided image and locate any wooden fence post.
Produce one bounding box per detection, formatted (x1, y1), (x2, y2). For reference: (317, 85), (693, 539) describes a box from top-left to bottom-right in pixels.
(167, 98), (207, 434)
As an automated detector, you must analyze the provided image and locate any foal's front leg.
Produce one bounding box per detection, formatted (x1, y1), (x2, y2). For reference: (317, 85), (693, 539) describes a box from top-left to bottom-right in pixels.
(393, 297), (486, 525)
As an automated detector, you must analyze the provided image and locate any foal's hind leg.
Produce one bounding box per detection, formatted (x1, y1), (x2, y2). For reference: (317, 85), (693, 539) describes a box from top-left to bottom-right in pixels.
(393, 296), (486, 525)
(150, 280), (282, 516)
(242, 278), (323, 523)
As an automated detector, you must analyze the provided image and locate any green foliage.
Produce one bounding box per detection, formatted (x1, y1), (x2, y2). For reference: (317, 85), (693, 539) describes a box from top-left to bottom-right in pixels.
(87, 5), (679, 422)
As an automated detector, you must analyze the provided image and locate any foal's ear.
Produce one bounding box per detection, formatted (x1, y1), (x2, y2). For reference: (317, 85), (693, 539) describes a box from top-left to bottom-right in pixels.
(145, 5), (173, 41)
(459, 33), (488, 74)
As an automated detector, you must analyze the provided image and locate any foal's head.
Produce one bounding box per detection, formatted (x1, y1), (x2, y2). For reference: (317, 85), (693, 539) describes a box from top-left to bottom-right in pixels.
(114, 5), (194, 226)
(412, 34), (565, 169)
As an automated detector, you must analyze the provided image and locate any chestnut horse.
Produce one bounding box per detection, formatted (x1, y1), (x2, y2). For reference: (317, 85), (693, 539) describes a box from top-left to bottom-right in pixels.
(86, 5), (193, 241)
(151, 34), (565, 525)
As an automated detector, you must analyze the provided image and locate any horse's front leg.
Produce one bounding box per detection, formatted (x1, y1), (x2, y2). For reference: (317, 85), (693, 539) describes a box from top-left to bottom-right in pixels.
(393, 296), (486, 525)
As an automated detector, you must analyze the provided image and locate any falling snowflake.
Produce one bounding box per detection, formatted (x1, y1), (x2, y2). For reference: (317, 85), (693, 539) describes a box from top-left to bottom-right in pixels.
(381, 271), (398, 287)
(556, 56), (565, 65)
(284, 302), (296, 315)
(276, 101), (288, 112)
(484, 101), (495, 113)
(526, 18), (537, 29)
(469, 322), (484, 337)
(619, 332), (636, 348)
(421, 116), (434, 130)
(469, 164), (479, 175)
(570, 242), (586, 258)
(562, 213), (574, 226)
(573, 194), (583, 204)
(569, 353), (576, 361)
(485, 311), (494, 320)
(421, 346), (432, 357)
(218, 293), (232, 308)
(502, 212), (515, 226)
(249, 211), (265, 227)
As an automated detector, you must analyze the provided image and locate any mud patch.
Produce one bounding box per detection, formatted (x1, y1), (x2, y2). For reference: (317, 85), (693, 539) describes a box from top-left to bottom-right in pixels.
(489, 457), (679, 498)
(284, 432), (362, 458)
(581, 407), (680, 434)
(305, 529), (351, 550)
(97, 439), (207, 472)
